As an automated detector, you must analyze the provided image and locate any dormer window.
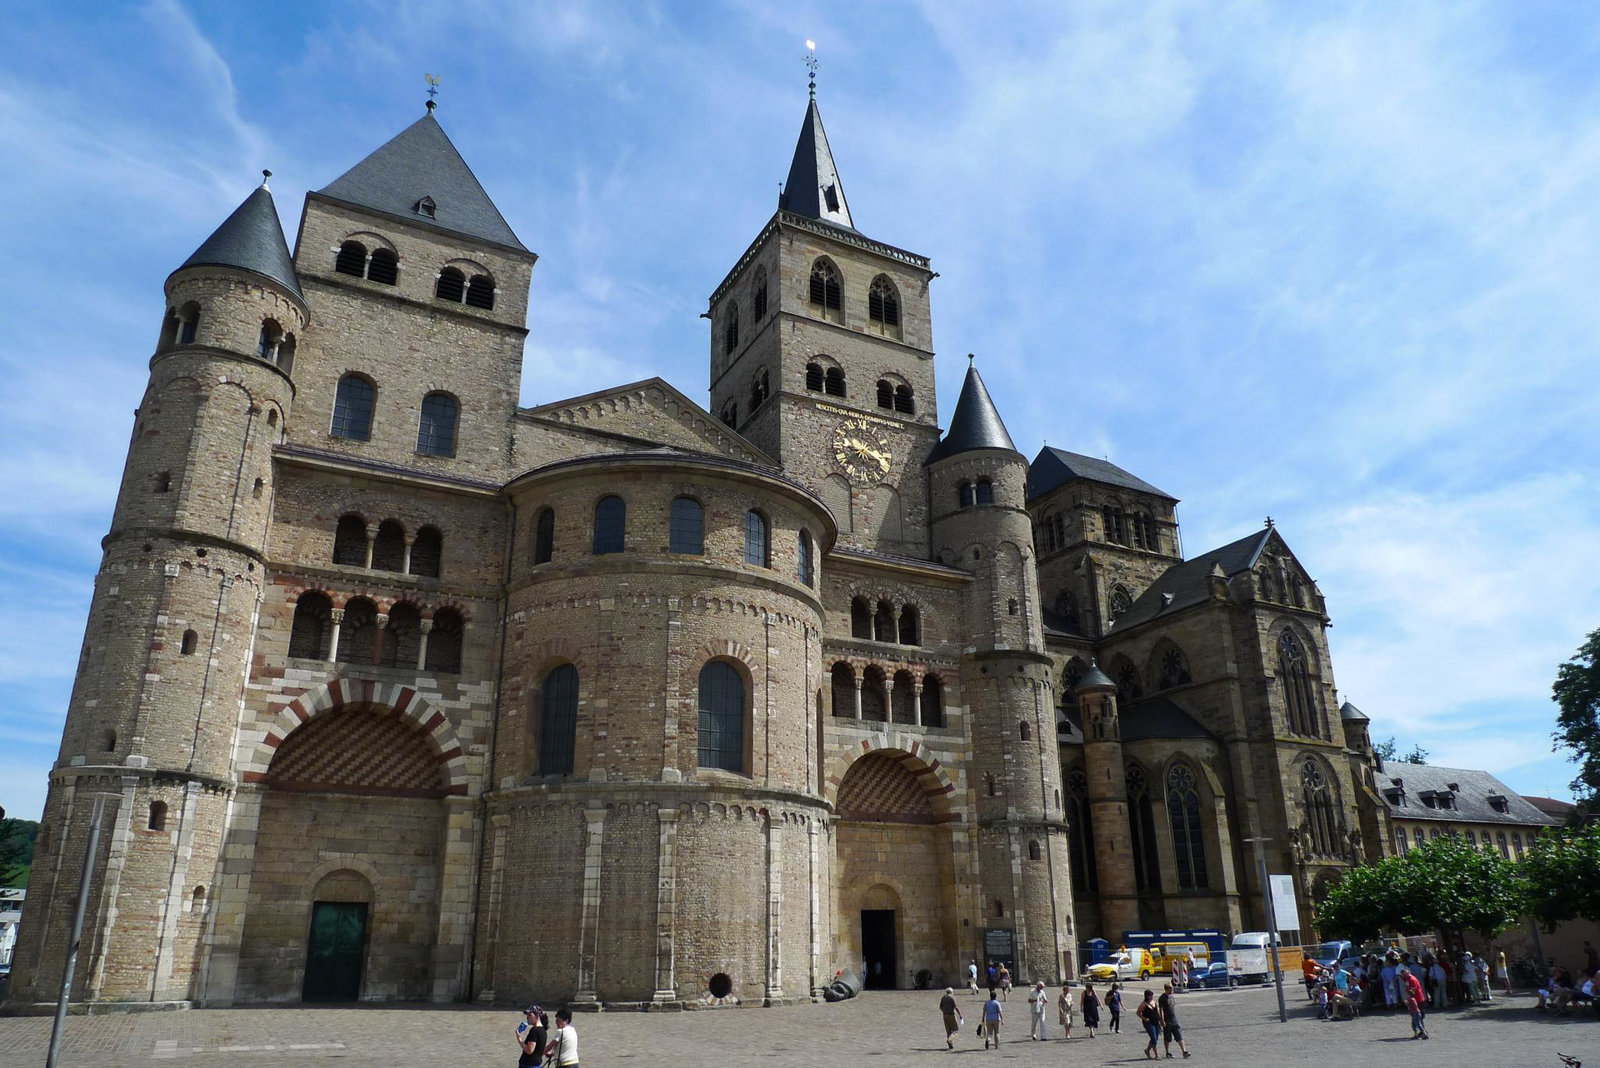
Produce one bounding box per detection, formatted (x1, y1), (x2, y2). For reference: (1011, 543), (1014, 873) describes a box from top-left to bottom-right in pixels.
(822, 184), (840, 213)
(415, 195), (437, 218)
(1488, 794), (1510, 813)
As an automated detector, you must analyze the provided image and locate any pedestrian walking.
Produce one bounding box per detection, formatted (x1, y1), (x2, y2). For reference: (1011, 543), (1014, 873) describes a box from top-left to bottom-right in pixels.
(515, 1005), (547, 1068)
(981, 991), (1004, 1049)
(968, 959), (980, 996)
(1136, 989), (1160, 1059)
(939, 987), (964, 1050)
(1081, 982), (1101, 1038)
(1496, 946), (1511, 996)
(1028, 981), (1048, 1039)
(998, 963), (1012, 1001)
(550, 1009), (580, 1068)
(1107, 982), (1123, 1034)
(1057, 983), (1074, 1039)
(1158, 983), (1190, 1058)
(986, 961), (998, 996)
(1402, 964), (1429, 1040)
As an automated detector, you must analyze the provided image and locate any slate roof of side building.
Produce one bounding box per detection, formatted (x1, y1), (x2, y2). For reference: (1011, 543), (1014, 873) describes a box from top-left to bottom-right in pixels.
(1028, 446), (1176, 502)
(1378, 762), (1559, 828)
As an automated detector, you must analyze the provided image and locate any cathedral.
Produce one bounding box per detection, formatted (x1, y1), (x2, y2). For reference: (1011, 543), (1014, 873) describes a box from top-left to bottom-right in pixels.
(8, 87), (1396, 1009)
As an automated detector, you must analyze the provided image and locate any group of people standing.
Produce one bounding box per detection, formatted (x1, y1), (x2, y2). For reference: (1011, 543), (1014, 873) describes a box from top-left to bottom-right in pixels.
(940, 970), (1189, 1058)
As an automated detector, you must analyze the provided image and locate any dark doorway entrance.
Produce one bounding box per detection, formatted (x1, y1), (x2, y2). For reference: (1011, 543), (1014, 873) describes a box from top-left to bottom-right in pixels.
(861, 909), (896, 989)
(303, 901), (367, 1002)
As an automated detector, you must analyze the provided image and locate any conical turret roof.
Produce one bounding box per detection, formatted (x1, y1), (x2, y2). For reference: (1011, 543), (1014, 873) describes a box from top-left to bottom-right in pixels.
(926, 363), (1018, 463)
(779, 99), (855, 231)
(1078, 660), (1116, 692)
(177, 181), (303, 301)
(318, 110), (527, 252)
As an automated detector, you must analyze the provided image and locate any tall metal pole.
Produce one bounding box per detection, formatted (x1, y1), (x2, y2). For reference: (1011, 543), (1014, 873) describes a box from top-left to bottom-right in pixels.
(46, 793), (110, 1068)
(1245, 835), (1288, 1023)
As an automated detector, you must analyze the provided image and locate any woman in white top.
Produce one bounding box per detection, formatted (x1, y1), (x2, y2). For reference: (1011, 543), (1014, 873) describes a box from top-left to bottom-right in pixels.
(551, 1009), (580, 1068)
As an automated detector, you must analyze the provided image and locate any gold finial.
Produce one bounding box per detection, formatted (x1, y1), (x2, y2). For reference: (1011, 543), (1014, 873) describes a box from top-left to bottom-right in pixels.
(805, 40), (818, 101)
(425, 73), (441, 111)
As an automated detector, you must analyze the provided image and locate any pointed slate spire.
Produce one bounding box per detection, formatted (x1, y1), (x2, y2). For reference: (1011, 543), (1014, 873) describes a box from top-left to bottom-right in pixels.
(779, 99), (855, 231)
(927, 360), (1019, 463)
(176, 174), (304, 302)
(1078, 659), (1116, 693)
(318, 111), (527, 251)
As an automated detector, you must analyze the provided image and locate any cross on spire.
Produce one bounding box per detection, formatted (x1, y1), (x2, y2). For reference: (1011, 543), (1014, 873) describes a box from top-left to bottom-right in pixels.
(805, 40), (819, 101)
(425, 73), (441, 112)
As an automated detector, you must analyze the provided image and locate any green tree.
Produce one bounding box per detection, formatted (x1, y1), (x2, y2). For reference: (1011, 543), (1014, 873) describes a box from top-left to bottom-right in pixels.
(1553, 626), (1600, 798)
(1316, 834), (1526, 944)
(0, 818), (38, 888)
(1523, 823), (1600, 929)
(1401, 744), (1429, 765)
(1375, 737), (1398, 761)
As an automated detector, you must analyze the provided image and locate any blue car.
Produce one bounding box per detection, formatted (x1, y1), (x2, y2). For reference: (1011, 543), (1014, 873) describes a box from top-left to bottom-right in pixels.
(1195, 961), (1237, 989)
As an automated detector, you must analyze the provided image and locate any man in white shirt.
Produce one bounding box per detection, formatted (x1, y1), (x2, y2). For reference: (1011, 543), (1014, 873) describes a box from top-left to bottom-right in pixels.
(551, 1008), (579, 1068)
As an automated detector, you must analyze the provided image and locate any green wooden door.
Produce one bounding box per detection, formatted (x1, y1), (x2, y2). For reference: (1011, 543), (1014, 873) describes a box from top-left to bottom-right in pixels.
(303, 901), (367, 1002)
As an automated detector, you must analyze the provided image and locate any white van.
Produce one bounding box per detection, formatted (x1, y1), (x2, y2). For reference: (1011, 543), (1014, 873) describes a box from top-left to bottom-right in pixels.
(1229, 932), (1294, 983)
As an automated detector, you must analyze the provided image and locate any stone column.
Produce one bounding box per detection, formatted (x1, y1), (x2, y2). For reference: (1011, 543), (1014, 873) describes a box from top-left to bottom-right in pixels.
(374, 612), (389, 666)
(913, 680), (924, 727)
(652, 807), (680, 1002)
(853, 675), (863, 721)
(327, 609), (344, 662)
(402, 534), (414, 575)
(201, 786), (263, 1005)
(363, 527), (375, 569)
(765, 814), (783, 1003)
(808, 818), (823, 997)
(85, 776), (138, 1001)
(148, 782), (203, 1000)
(430, 796), (478, 1002)
(573, 805), (606, 1003)
(477, 813), (509, 1002)
(416, 618), (432, 671)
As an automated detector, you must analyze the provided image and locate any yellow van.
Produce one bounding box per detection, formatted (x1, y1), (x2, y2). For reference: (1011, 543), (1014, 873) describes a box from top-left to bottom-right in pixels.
(1148, 941), (1210, 976)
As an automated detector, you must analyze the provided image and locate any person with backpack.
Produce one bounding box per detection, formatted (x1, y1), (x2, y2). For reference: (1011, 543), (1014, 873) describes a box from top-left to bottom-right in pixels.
(516, 1005), (547, 1068)
(1136, 989), (1160, 1059)
(1106, 982), (1123, 1034)
(1402, 964), (1429, 1040)
(981, 990), (1004, 1049)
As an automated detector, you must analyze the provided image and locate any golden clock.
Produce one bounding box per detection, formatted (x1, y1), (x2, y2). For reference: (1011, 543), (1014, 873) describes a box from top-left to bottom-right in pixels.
(833, 419), (892, 481)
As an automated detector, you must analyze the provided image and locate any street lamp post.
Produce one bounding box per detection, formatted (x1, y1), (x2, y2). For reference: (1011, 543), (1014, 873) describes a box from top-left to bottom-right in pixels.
(45, 793), (115, 1068)
(1243, 835), (1288, 1023)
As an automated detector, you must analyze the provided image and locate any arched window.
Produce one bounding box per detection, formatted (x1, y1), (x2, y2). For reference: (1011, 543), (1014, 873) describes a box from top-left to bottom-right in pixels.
(410, 526), (443, 578)
(332, 514), (368, 566)
(697, 661), (746, 772)
(860, 667), (887, 722)
(749, 368), (769, 411)
(1108, 585), (1133, 623)
(850, 597), (872, 639)
(796, 529), (814, 586)
(1027, 839), (1041, 862)
(753, 269), (768, 320)
(593, 495), (626, 555)
(417, 392), (459, 457)
(876, 379), (894, 409)
(805, 362), (825, 391)
(868, 275), (901, 334)
(1301, 758), (1340, 858)
(1395, 827), (1408, 853)
(366, 248), (398, 286)
(720, 401), (737, 428)
(670, 497), (704, 555)
(256, 319), (283, 363)
(1167, 763), (1209, 889)
(288, 592), (332, 659)
(191, 885), (206, 912)
(1126, 765), (1161, 892)
(873, 601), (894, 642)
(743, 510), (769, 567)
(148, 801), (167, 831)
(381, 603), (422, 668)
(898, 605), (919, 645)
(959, 482), (976, 508)
(919, 674), (944, 727)
(808, 259), (841, 315)
(331, 374), (375, 441)
(831, 662), (855, 718)
(1115, 660), (1142, 706)
(1102, 506), (1125, 545)
(1512, 833), (1524, 858)
(180, 629), (198, 656)
(538, 664), (579, 776)
(1060, 658), (1086, 708)
(975, 478), (994, 505)
(101, 729), (117, 752)
(723, 303), (740, 355)
(893, 383), (914, 414)
(466, 274), (495, 310)
(1279, 631), (1320, 737)
(532, 507), (555, 565)
(1019, 720), (1032, 741)
(1066, 768), (1098, 892)
(892, 669), (917, 724)
(337, 598), (379, 665)
(335, 240), (367, 277)
(824, 366), (846, 397)
(371, 520), (406, 572)
(426, 608), (464, 673)
(1157, 644), (1192, 690)
(436, 266), (466, 303)
(985, 774), (998, 798)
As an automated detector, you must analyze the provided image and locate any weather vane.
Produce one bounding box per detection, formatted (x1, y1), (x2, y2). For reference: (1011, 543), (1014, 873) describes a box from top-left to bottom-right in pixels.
(805, 40), (818, 100)
(426, 73), (441, 111)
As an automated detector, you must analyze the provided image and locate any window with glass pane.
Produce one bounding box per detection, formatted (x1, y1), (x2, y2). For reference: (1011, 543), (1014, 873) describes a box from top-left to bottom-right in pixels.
(796, 530), (813, 585)
(697, 661), (744, 772)
(532, 508), (555, 564)
(743, 510), (769, 567)
(416, 392), (458, 457)
(330, 375), (375, 440)
(670, 497), (703, 554)
(593, 496), (625, 554)
(539, 664), (579, 776)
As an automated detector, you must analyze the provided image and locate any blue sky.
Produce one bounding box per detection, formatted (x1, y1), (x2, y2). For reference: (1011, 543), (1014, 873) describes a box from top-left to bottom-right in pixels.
(3, 1), (1597, 822)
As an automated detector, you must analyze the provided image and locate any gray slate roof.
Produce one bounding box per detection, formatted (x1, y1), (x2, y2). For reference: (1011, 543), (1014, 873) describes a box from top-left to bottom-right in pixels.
(1378, 762), (1558, 828)
(1056, 696), (1215, 744)
(177, 184), (303, 301)
(1109, 527), (1273, 632)
(1339, 701), (1369, 722)
(1028, 447), (1175, 502)
(926, 364), (1018, 463)
(317, 111), (527, 252)
(779, 99), (855, 231)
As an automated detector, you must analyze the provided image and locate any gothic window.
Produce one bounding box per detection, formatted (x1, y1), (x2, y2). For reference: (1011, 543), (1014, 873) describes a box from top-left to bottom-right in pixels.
(898, 605), (919, 645)
(1301, 758), (1340, 858)
(809, 258), (841, 316)
(288, 592), (332, 659)
(417, 392), (459, 457)
(805, 362), (825, 391)
(1060, 658), (1086, 708)
(851, 597), (872, 639)
(894, 384), (914, 414)
(148, 801), (167, 831)
(796, 529), (814, 586)
(381, 603), (422, 668)
(1109, 585), (1133, 623)
(538, 664), (579, 776)
(436, 266), (466, 303)
(331, 374), (376, 441)
(873, 601), (894, 642)
(426, 608), (464, 673)
(975, 478), (995, 505)
(366, 248), (398, 286)
(831, 662), (856, 717)
(1055, 590), (1081, 632)
(876, 379), (894, 409)
(1066, 767), (1098, 893)
(824, 366), (846, 396)
(892, 669), (917, 724)
(1116, 660), (1142, 707)
(959, 482), (976, 509)
(753, 269), (768, 320)
(920, 674), (944, 727)
(743, 510), (770, 567)
(1126, 765), (1162, 893)
(1465, 830), (1477, 847)
(1157, 645), (1192, 690)
(593, 495), (626, 555)
(1141, 514), (1160, 552)
(1045, 517), (1058, 552)
(670, 497), (704, 555)
(868, 275), (901, 336)
(1278, 631), (1320, 737)
(1395, 827), (1408, 853)
(860, 667), (888, 722)
(1053, 514), (1066, 547)
(720, 400), (737, 428)
(1102, 505), (1127, 545)
(466, 273), (496, 310)
(749, 368), (769, 411)
(1166, 763), (1209, 889)
(1512, 833), (1523, 858)
(337, 598), (379, 665)
(532, 507), (555, 565)
(371, 520), (406, 572)
(410, 526), (442, 578)
(335, 240), (366, 277)
(723, 303), (740, 355)
(697, 662), (747, 773)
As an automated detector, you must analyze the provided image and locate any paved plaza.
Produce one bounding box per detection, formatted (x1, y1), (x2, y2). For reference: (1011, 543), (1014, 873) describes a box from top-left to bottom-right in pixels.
(2, 985), (1596, 1067)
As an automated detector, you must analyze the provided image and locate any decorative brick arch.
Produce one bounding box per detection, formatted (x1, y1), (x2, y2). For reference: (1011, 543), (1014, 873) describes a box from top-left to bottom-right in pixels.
(688, 638), (756, 679)
(824, 741), (959, 820)
(244, 678), (468, 795)
(523, 636), (589, 680)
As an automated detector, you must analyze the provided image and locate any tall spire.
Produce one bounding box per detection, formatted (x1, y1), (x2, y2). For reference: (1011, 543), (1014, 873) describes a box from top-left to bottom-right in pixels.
(175, 178), (303, 302)
(778, 48), (854, 232)
(927, 359), (1019, 463)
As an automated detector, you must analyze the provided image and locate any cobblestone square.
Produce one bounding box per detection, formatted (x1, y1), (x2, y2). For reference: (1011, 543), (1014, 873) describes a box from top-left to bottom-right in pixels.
(2, 985), (1596, 1068)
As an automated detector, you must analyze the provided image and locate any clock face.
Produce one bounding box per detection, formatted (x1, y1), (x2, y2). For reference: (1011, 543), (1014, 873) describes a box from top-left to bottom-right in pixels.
(833, 419), (892, 481)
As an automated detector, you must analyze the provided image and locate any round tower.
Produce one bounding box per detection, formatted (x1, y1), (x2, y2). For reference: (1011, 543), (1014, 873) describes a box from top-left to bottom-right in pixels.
(8, 176), (306, 1006)
(926, 361), (1073, 983)
(1075, 660), (1139, 939)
